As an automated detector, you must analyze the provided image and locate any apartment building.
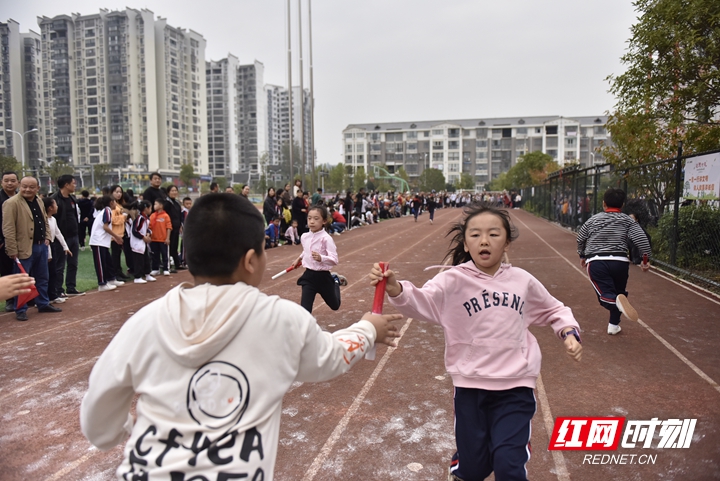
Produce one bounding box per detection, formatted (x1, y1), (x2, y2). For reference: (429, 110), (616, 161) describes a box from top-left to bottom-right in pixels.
(36, 8), (207, 178)
(206, 55), (239, 177)
(343, 116), (611, 189)
(0, 20), (44, 170)
(265, 84), (312, 177)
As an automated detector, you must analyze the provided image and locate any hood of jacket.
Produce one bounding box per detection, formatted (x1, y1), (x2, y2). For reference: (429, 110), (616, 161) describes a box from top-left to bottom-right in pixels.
(155, 282), (261, 367)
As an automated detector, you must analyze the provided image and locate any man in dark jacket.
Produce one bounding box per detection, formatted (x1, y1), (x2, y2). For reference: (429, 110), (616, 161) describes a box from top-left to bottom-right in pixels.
(77, 190), (94, 248)
(50, 175), (83, 296)
(143, 173), (167, 212)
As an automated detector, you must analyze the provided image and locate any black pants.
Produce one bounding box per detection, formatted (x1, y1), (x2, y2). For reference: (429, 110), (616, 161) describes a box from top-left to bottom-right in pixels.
(111, 240), (128, 279)
(91, 245), (115, 285)
(150, 241), (169, 271)
(586, 260), (629, 325)
(297, 269), (341, 314)
(55, 234), (79, 293)
(122, 235), (134, 274)
(450, 386), (535, 481)
(48, 240), (64, 300)
(133, 249), (151, 278)
(169, 228), (181, 270)
(79, 220), (91, 247)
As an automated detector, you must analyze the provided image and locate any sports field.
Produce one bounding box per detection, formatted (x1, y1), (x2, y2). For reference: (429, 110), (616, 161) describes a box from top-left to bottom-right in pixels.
(1, 208), (719, 480)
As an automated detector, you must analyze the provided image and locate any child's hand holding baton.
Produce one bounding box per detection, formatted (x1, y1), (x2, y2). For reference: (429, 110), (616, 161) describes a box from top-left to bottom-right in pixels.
(271, 256), (303, 280)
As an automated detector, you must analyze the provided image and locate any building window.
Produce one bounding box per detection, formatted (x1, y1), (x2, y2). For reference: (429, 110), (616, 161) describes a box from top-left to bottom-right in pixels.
(432, 129), (444, 136)
(448, 141), (459, 150)
(448, 152), (460, 161)
(546, 125), (558, 135)
(432, 153), (444, 162)
(433, 141), (444, 150)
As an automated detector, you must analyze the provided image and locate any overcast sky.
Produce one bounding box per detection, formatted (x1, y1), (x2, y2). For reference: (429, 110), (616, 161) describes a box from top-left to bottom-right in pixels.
(5, 0), (639, 166)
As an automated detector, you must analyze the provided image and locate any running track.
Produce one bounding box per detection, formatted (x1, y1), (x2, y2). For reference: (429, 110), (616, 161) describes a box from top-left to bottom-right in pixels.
(0, 208), (718, 480)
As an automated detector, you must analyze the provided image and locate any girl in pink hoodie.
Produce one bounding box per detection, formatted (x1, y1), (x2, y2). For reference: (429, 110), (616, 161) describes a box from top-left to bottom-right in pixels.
(370, 204), (583, 481)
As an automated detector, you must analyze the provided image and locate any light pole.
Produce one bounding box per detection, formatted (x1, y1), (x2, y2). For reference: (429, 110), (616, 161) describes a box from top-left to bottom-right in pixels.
(6, 128), (38, 175)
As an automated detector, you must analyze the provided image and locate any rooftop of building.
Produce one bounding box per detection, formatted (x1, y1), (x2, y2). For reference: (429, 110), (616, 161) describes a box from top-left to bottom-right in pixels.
(344, 115), (608, 132)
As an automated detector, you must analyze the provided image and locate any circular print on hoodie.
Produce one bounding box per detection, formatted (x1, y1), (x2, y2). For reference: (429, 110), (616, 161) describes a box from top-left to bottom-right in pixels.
(187, 361), (250, 430)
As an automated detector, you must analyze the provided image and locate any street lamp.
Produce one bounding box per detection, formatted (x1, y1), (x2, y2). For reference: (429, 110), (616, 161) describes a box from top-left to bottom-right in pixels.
(6, 128), (38, 174)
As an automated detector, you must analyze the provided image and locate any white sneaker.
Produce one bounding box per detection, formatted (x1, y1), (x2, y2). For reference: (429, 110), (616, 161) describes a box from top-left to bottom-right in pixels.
(109, 279), (124, 286)
(145, 275), (157, 282)
(98, 284), (117, 292)
(616, 294), (638, 322)
(607, 323), (622, 335)
(134, 278), (147, 284)
(163, 270), (171, 276)
(150, 270), (161, 276)
(50, 297), (66, 304)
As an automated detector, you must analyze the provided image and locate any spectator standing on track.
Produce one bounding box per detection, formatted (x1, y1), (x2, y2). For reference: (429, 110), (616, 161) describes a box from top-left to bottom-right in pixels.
(291, 188), (308, 237)
(51, 175), (83, 297)
(43, 197), (71, 305)
(263, 187), (277, 225)
(0, 171), (19, 310)
(80, 193), (401, 481)
(130, 200), (155, 284)
(149, 199), (172, 276)
(165, 185), (184, 272)
(77, 190), (94, 250)
(143, 173), (167, 212)
(291, 205), (346, 314)
(110, 185), (132, 281)
(90, 195), (124, 292)
(577, 188), (651, 335)
(370, 203), (582, 481)
(311, 187), (323, 206)
(2, 176), (62, 321)
(427, 192), (437, 224)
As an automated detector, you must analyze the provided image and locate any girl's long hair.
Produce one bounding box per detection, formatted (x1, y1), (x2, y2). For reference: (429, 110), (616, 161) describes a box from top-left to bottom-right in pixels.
(445, 202), (519, 266)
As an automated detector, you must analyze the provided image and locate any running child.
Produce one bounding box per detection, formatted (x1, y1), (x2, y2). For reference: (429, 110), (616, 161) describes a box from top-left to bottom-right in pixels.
(369, 203), (583, 481)
(90, 196), (124, 292)
(149, 198), (172, 276)
(577, 188), (651, 335)
(129, 200), (156, 284)
(292, 205), (346, 313)
(80, 193), (401, 480)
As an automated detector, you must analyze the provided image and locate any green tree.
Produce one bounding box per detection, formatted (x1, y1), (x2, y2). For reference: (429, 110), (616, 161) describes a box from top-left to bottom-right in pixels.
(459, 172), (475, 190)
(418, 168), (445, 192)
(44, 159), (75, 187)
(504, 151), (560, 189)
(213, 176), (228, 189)
(327, 163), (347, 193)
(179, 163), (198, 191)
(353, 166), (367, 193)
(0, 155), (22, 176)
(93, 164), (113, 190)
(486, 172), (508, 192)
(604, 0), (720, 213)
(396, 167), (410, 193)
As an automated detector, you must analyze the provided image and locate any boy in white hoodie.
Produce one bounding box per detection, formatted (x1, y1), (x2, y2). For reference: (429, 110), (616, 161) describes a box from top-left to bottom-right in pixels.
(370, 203), (582, 481)
(80, 193), (401, 481)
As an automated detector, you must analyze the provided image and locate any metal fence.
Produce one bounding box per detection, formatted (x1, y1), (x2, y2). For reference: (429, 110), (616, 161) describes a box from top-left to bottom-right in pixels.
(519, 145), (720, 292)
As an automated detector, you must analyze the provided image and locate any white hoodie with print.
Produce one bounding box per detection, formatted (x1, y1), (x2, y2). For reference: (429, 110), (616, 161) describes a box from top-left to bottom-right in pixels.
(80, 282), (376, 480)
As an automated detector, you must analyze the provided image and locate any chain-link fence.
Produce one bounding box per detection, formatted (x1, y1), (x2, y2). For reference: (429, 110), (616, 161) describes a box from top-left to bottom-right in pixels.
(519, 146), (720, 292)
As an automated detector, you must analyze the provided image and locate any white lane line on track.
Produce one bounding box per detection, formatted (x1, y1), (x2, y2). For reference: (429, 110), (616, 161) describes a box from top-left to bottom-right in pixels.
(0, 358), (97, 402)
(512, 214), (720, 396)
(47, 451), (98, 481)
(536, 375), (571, 481)
(0, 298), (161, 347)
(301, 317), (414, 481)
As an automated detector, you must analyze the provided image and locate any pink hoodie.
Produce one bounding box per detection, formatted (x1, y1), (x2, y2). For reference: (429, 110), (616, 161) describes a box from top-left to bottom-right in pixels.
(388, 261), (580, 391)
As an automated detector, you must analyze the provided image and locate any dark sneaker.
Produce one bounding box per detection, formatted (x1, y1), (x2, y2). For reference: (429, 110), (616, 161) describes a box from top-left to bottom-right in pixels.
(38, 305), (62, 313)
(5, 303), (14, 312)
(15, 311), (28, 321)
(66, 289), (86, 297)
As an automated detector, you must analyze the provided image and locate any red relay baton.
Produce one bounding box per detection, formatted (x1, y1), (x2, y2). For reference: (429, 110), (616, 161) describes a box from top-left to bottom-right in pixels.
(366, 262), (388, 360)
(272, 264), (297, 280)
